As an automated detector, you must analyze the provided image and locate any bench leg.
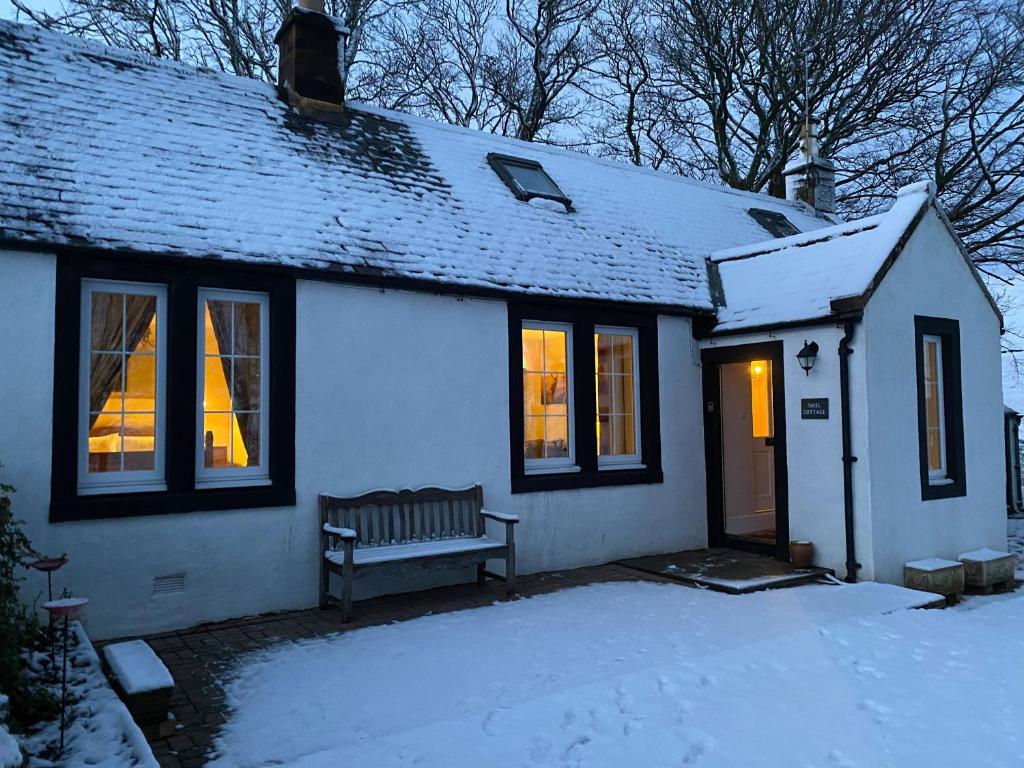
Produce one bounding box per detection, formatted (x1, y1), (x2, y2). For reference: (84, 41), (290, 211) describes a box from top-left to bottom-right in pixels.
(342, 541), (355, 623)
(477, 562), (486, 587)
(504, 524), (516, 596)
(319, 561), (330, 610)
(342, 565), (354, 626)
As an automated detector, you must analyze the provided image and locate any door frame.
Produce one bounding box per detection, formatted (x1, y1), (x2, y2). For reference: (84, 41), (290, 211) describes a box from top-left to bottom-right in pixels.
(701, 341), (790, 560)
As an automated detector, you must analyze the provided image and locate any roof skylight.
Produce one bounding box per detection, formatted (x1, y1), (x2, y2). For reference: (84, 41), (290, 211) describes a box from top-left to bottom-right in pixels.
(748, 208), (800, 239)
(487, 153), (573, 211)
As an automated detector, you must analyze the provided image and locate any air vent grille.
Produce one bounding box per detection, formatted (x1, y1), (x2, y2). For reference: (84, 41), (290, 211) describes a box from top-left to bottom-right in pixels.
(153, 573), (186, 596)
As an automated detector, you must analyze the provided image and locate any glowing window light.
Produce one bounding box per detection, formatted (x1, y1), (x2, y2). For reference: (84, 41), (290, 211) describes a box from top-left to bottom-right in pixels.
(750, 360), (773, 438)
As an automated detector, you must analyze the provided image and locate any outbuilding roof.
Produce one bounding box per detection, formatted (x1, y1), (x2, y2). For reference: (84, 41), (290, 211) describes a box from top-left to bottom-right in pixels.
(0, 20), (833, 311)
(709, 181), (1001, 333)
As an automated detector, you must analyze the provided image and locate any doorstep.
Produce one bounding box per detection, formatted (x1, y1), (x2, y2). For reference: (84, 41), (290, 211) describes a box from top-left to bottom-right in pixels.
(617, 548), (833, 594)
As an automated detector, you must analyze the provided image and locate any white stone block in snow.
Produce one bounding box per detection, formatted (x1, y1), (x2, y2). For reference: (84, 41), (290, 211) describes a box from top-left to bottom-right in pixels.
(957, 549), (1015, 588)
(904, 558), (965, 599)
(103, 640), (173, 695)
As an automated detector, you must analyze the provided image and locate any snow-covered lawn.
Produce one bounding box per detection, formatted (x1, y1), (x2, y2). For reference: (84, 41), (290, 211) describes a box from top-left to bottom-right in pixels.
(209, 580), (1024, 768)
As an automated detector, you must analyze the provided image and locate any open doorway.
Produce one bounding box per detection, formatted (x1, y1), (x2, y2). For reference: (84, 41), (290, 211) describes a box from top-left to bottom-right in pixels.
(702, 342), (789, 559)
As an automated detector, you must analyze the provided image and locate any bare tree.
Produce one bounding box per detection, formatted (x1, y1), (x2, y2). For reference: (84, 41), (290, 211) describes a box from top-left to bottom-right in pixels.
(357, 0), (508, 130)
(841, 2), (1024, 276)
(10, 0), (396, 94)
(487, 0), (601, 142)
(657, 0), (958, 195)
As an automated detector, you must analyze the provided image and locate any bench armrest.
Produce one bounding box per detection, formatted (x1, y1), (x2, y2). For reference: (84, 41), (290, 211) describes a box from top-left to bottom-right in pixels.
(323, 523), (357, 541)
(480, 508), (519, 524)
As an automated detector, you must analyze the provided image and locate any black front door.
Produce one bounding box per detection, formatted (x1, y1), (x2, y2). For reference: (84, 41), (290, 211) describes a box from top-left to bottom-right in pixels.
(701, 341), (790, 560)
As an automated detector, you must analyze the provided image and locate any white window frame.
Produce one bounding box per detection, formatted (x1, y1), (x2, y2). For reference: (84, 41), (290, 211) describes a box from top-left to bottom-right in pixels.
(195, 288), (271, 488)
(595, 325), (644, 470)
(923, 334), (950, 484)
(523, 321), (579, 475)
(78, 279), (168, 495)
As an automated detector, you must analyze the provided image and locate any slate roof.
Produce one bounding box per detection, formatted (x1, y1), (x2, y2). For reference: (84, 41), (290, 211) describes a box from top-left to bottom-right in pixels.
(0, 20), (833, 311)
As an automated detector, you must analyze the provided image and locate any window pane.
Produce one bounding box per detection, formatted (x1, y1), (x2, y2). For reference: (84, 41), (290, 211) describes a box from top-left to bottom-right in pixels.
(928, 429), (943, 471)
(522, 328), (544, 371)
(90, 353), (123, 414)
(524, 416), (545, 459)
(88, 411), (122, 472)
(203, 412), (234, 469)
(124, 353), (156, 408)
(506, 163), (562, 197)
(234, 302), (261, 356)
(596, 374), (612, 415)
(235, 413), (260, 467)
(598, 414), (611, 455)
(90, 292), (123, 352)
(542, 373), (567, 406)
(543, 330), (567, 372)
(125, 295), (157, 353)
(750, 360), (773, 439)
(544, 415), (569, 458)
(524, 372), (545, 416)
(123, 413), (155, 471)
(233, 358), (261, 411)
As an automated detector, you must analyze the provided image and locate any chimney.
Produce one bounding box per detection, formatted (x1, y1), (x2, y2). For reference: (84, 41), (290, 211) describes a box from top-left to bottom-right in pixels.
(783, 117), (836, 214)
(274, 0), (348, 108)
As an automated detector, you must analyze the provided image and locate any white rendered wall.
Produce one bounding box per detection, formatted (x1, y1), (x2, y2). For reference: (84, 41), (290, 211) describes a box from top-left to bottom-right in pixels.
(862, 211), (1006, 583)
(701, 325), (875, 580)
(0, 259), (708, 638)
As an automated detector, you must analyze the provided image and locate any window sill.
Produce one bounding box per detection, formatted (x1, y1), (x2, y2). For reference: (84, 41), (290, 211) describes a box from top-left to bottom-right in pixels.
(50, 484), (296, 522)
(928, 476), (954, 487)
(512, 465), (663, 494)
(525, 464), (581, 476)
(195, 475), (272, 490)
(598, 461), (646, 472)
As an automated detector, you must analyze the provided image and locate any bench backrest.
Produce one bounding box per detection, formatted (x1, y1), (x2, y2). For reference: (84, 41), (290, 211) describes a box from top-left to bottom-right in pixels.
(319, 485), (484, 549)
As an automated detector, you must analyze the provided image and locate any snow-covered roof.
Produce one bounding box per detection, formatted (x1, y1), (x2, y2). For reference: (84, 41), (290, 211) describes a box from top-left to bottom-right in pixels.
(711, 183), (934, 332)
(0, 20), (834, 311)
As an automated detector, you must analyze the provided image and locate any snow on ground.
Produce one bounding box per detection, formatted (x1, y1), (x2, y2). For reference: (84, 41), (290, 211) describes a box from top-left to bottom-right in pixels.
(17, 622), (158, 768)
(209, 580), (1024, 768)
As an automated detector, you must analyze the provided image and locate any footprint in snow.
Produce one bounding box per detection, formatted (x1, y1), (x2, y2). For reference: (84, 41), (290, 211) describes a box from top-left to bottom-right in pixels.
(482, 709), (506, 736)
(857, 699), (892, 724)
(828, 749), (857, 767)
(624, 718), (644, 737)
(615, 684), (635, 714)
(698, 673), (715, 689)
(658, 674), (677, 694)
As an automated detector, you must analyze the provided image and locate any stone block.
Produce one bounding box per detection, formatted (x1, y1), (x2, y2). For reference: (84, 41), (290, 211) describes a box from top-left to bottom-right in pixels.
(904, 558), (964, 600)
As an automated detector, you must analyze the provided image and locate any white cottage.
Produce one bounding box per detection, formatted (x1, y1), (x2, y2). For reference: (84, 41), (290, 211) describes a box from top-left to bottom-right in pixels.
(0, 15), (1008, 638)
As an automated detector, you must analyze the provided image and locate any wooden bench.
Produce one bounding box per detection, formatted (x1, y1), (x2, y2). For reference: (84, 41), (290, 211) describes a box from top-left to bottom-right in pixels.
(319, 485), (519, 622)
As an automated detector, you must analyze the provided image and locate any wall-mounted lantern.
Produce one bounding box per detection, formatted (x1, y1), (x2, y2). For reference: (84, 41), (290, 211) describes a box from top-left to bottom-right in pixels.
(797, 340), (819, 376)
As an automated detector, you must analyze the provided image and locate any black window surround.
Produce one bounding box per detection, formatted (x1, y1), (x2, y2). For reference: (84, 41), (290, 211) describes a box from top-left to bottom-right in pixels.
(486, 153), (574, 212)
(51, 255), (296, 522)
(508, 303), (662, 493)
(747, 208), (800, 239)
(914, 315), (966, 500)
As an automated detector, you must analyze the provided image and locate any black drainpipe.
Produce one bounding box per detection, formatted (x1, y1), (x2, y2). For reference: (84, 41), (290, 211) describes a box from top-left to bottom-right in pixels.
(839, 320), (862, 583)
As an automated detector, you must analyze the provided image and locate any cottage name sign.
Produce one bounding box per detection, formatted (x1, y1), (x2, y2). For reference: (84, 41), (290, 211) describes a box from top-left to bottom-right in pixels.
(801, 398), (829, 419)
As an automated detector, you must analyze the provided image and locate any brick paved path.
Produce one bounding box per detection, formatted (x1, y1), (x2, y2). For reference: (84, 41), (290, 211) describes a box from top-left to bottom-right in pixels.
(143, 563), (671, 768)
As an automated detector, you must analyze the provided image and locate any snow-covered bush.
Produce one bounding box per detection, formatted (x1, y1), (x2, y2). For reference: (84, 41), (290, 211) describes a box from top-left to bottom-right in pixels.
(0, 475), (57, 729)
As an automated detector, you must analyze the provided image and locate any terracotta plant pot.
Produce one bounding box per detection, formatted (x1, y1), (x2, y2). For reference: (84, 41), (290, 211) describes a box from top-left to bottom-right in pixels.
(789, 540), (814, 569)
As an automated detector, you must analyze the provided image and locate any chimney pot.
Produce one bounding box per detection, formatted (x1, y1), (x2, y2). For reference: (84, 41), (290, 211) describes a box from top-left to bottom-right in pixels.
(298, 0), (325, 12)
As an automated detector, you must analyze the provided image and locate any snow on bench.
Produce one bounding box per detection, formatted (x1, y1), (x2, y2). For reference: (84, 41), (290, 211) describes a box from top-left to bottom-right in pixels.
(319, 485), (518, 622)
